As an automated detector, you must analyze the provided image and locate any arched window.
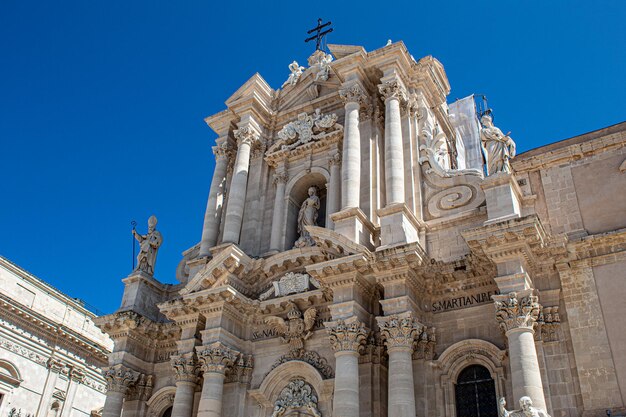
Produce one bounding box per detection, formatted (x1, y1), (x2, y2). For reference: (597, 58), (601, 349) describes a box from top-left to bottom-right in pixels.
(454, 365), (497, 417)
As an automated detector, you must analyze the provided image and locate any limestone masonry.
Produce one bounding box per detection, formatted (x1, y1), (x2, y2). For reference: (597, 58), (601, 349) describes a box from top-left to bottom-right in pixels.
(95, 42), (626, 417)
(0, 257), (112, 417)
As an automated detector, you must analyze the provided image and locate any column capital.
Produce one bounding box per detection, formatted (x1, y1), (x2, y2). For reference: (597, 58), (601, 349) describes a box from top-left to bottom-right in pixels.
(376, 313), (423, 351)
(171, 353), (201, 384)
(233, 125), (260, 147)
(326, 319), (368, 353)
(328, 151), (342, 168)
(339, 83), (367, 105)
(196, 343), (238, 375)
(213, 142), (233, 161)
(103, 365), (139, 394)
(493, 290), (541, 333)
(272, 172), (288, 186)
(378, 79), (407, 103)
(47, 357), (66, 373)
(69, 367), (86, 383)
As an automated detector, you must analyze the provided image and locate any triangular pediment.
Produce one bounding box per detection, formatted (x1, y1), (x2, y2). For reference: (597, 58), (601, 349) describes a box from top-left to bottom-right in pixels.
(225, 72), (274, 107)
(276, 68), (342, 114)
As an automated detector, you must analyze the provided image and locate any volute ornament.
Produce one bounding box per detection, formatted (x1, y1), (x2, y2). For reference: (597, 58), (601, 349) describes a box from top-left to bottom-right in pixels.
(326, 319), (368, 353)
(493, 291), (540, 333)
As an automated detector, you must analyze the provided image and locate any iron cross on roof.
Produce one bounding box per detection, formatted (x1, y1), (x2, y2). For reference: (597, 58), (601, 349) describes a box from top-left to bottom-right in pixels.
(305, 18), (333, 51)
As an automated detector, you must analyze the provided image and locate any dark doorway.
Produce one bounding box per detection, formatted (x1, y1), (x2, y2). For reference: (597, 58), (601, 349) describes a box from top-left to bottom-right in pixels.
(161, 407), (172, 417)
(454, 365), (497, 417)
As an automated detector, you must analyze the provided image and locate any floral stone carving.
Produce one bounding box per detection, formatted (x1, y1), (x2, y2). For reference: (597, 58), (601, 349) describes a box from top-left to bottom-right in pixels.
(493, 291), (540, 333)
(376, 313), (423, 351)
(326, 319), (368, 353)
(103, 365), (139, 393)
(268, 109), (341, 154)
(271, 379), (322, 417)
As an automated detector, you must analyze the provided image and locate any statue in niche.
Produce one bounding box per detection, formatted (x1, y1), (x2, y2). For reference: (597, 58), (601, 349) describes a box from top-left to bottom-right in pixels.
(294, 187), (320, 248)
(281, 61), (305, 88)
(480, 113), (516, 175)
(132, 215), (163, 275)
(499, 396), (551, 417)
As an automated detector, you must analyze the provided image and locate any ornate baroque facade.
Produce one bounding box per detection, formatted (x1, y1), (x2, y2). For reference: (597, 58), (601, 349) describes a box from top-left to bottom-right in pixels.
(0, 257), (113, 417)
(96, 42), (626, 417)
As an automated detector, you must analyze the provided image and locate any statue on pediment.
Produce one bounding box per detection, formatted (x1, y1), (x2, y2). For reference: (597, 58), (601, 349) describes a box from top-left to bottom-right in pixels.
(308, 50), (333, 81)
(132, 216), (163, 275)
(282, 61), (305, 88)
(480, 113), (516, 175)
(294, 187), (320, 248)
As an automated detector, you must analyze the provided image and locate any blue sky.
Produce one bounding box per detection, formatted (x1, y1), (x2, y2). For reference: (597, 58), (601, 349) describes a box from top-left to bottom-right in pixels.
(1, 1), (624, 315)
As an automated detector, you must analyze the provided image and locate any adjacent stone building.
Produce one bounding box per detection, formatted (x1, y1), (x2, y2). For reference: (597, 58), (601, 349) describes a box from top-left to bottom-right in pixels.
(96, 42), (626, 417)
(0, 257), (113, 417)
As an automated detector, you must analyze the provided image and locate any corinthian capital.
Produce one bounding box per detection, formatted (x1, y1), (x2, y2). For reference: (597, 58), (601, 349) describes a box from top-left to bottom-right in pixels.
(378, 79), (407, 102)
(170, 353), (200, 384)
(273, 172), (288, 186)
(326, 319), (368, 353)
(233, 125), (259, 147)
(213, 142), (233, 161)
(196, 342), (239, 375)
(339, 84), (367, 105)
(493, 290), (540, 333)
(376, 313), (423, 351)
(103, 365), (139, 394)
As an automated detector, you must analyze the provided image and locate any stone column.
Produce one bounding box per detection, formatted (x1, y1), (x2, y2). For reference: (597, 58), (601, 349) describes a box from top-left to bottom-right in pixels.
(378, 79), (407, 205)
(36, 358), (64, 417)
(376, 313), (421, 417)
(493, 290), (547, 411)
(326, 151), (341, 228)
(196, 343), (238, 417)
(339, 84), (366, 210)
(170, 354), (200, 417)
(326, 319), (368, 417)
(222, 126), (258, 244)
(60, 368), (85, 417)
(269, 171), (288, 252)
(102, 366), (139, 417)
(199, 142), (231, 257)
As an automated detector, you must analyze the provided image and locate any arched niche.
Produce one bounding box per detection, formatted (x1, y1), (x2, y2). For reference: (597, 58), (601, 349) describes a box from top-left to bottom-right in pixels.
(248, 361), (334, 417)
(146, 386), (176, 417)
(435, 339), (507, 417)
(0, 360), (22, 387)
(283, 168), (329, 250)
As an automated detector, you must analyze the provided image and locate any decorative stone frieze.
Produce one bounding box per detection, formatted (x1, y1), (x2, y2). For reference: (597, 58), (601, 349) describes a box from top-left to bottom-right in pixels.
(70, 367), (86, 383)
(493, 291), (541, 333)
(268, 110), (342, 154)
(170, 353), (200, 384)
(103, 365), (139, 394)
(259, 272), (321, 301)
(326, 319), (368, 353)
(197, 343), (238, 375)
(376, 313), (423, 351)
(272, 379), (321, 417)
(339, 84), (367, 105)
(378, 79), (407, 103)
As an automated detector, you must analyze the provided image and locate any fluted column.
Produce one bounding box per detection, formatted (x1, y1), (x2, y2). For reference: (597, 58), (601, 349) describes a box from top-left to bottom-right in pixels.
(326, 151), (341, 228)
(196, 343), (238, 417)
(378, 79), (407, 205)
(269, 171), (288, 252)
(170, 354), (200, 417)
(199, 142), (232, 257)
(103, 366), (139, 417)
(222, 126), (258, 244)
(494, 290), (547, 411)
(339, 84), (366, 210)
(327, 319), (368, 417)
(376, 313), (421, 417)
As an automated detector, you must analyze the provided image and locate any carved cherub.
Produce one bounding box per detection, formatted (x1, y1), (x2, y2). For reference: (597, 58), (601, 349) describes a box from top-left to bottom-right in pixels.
(264, 301), (317, 352)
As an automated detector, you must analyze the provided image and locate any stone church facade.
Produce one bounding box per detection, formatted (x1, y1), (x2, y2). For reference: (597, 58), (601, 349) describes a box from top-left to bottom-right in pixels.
(0, 257), (112, 417)
(96, 42), (626, 417)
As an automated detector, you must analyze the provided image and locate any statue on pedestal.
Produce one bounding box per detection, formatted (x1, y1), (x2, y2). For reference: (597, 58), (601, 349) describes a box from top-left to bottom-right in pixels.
(132, 215), (163, 275)
(499, 396), (550, 417)
(480, 113), (516, 175)
(281, 61), (305, 88)
(294, 187), (320, 248)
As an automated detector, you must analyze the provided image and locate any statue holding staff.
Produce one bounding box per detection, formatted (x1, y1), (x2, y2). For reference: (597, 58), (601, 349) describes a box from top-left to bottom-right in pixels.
(132, 215), (163, 275)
